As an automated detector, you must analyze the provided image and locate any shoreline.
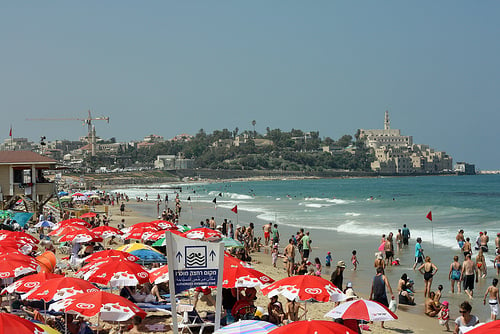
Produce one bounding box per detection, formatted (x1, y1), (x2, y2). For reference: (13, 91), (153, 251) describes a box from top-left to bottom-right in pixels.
(114, 201), (447, 333)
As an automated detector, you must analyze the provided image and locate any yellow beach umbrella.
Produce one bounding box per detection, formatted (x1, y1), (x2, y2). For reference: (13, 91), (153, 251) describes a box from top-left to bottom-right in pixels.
(116, 243), (163, 255)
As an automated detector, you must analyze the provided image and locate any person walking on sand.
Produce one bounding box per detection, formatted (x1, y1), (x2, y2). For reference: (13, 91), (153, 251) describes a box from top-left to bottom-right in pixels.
(449, 255), (462, 294)
(271, 224), (280, 246)
(284, 238), (296, 277)
(418, 256), (438, 298)
(483, 278), (499, 321)
(461, 254), (478, 299)
(301, 231), (311, 261)
(331, 261), (346, 291)
(370, 266), (394, 328)
(413, 237), (424, 270)
(263, 223), (271, 246)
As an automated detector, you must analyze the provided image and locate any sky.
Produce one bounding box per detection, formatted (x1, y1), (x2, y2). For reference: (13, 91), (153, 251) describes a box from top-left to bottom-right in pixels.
(1, 1), (499, 169)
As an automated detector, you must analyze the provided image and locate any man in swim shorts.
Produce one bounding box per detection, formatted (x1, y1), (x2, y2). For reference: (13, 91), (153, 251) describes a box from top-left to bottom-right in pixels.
(462, 254), (478, 299)
(483, 278), (499, 321)
(263, 223), (271, 246)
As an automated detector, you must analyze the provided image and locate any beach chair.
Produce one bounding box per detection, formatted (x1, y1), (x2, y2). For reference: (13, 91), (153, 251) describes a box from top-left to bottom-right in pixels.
(178, 309), (215, 334)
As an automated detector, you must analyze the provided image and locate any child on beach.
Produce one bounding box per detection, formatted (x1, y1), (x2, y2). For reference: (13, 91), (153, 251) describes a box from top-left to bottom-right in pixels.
(314, 257), (322, 276)
(351, 250), (359, 270)
(437, 300), (450, 331)
(325, 251), (332, 267)
(271, 244), (278, 267)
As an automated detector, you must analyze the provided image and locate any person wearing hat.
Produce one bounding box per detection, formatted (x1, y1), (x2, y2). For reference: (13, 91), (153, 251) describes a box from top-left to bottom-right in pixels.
(330, 260), (346, 291)
(344, 282), (358, 301)
(325, 251), (332, 267)
(437, 300), (450, 331)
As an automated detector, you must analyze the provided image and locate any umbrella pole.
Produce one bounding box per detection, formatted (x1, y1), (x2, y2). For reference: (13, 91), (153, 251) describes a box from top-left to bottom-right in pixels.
(96, 312), (100, 334)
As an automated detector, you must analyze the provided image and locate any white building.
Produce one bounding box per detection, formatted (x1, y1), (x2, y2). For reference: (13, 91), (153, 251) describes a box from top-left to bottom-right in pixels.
(360, 111), (452, 174)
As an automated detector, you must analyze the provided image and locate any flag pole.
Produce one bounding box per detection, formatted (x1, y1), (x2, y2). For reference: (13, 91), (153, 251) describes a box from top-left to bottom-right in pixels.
(214, 242), (224, 330)
(165, 232), (179, 334)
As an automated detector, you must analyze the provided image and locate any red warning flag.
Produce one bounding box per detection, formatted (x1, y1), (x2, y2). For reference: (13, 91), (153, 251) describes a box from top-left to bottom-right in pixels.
(426, 211), (433, 221)
(231, 205), (238, 214)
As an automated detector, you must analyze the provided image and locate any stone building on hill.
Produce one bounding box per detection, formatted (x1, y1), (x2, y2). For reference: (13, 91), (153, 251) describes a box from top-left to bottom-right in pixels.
(360, 111), (452, 174)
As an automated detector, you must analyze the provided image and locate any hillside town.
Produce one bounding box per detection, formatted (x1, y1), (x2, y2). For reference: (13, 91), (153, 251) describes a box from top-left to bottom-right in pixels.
(1, 112), (474, 176)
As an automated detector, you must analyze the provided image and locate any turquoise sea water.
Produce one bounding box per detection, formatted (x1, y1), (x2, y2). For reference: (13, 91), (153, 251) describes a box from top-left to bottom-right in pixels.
(117, 174), (500, 260)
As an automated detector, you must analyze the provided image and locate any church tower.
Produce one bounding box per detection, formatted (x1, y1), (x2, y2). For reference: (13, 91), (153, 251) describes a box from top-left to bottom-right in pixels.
(384, 110), (390, 130)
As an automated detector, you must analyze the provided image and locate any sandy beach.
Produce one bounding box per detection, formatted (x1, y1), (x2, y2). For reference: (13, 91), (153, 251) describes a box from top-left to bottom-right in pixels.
(97, 197), (451, 333)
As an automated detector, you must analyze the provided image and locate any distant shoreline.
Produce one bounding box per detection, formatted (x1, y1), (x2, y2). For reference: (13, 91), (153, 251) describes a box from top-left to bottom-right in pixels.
(78, 168), (460, 189)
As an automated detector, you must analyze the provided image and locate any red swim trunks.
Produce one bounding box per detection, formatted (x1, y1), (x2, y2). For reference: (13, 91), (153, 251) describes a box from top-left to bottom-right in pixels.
(195, 287), (212, 295)
(264, 231), (270, 239)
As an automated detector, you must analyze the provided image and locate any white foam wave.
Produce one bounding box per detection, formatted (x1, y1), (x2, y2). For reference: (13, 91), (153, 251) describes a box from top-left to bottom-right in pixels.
(345, 212), (361, 217)
(303, 197), (352, 204)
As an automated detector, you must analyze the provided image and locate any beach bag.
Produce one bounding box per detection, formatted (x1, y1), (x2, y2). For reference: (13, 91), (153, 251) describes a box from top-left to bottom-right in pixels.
(389, 299), (397, 313)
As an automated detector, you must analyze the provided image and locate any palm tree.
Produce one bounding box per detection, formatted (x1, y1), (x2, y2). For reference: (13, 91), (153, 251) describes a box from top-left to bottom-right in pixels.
(252, 120), (256, 138)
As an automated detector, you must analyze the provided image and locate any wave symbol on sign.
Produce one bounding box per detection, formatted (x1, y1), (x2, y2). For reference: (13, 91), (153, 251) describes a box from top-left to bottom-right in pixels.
(186, 253), (205, 266)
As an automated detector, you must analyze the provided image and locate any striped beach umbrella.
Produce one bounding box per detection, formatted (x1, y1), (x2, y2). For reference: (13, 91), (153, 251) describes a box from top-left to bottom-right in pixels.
(214, 320), (277, 334)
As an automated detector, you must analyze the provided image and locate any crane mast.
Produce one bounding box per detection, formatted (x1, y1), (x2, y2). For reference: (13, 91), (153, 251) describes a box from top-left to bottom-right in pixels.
(26, 110), (110, 157)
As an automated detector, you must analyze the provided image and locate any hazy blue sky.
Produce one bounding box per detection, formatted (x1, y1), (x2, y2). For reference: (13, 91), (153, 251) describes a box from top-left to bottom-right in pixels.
(1, 1), (499, 169)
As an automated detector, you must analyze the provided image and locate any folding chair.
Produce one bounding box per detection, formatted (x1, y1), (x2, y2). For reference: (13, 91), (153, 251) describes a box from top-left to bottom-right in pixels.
(178, 309), (215, 334)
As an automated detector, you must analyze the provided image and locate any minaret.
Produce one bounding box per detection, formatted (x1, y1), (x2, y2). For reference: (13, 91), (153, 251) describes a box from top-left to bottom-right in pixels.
(384, 110), (390, 130)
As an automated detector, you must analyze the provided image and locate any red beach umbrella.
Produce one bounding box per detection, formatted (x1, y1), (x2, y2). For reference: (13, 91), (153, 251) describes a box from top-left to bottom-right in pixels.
(2, 271), (64, 294)
(0, 239), (37, 254)
(0, 253), (39, 278)
(58, 218), (92, 228)
(0, 313), (47, 333)
(49, 291), (146, 322)
(49, 224), (88, 237)
(149, 265), (169, 284)
(123, 226), (159, 240)
(0, 230), (39, 244)
(72, 192), (85, 197)
(85, 249), (139, 263)
(261, 275), (345, 302)
(92, 226), (124, 238)
(143, 229), (185, 242)
(80, 212), (97, 218)
(325, 299), (398, 322)
(22, 277), (99, 302)
(59, 229), (103, 243)
(130, 222), (159, 230)
(183, 227), (222, 241)
(467, 320), (500, 333)
(149, 220), (178, 230)
(269, 320), (357, 334)
(77, 258), (149, 287)
(223, 253), (274, 288)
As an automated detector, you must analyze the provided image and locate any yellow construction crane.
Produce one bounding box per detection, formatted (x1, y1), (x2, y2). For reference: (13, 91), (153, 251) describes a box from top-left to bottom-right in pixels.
(26, 110), (110, 156)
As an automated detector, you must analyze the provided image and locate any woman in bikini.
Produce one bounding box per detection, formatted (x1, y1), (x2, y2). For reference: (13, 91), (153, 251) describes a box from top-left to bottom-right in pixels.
(418, 256), (438, 298)
(449, 255), (462, 294)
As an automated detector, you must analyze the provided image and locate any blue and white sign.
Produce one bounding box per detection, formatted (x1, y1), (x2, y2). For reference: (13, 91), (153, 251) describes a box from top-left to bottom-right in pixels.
(167, 233), (221, 294)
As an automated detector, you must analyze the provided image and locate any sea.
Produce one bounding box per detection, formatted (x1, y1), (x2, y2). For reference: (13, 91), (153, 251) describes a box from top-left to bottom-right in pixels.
(112, 174), (500, 318)
(115, 174), (500, 258)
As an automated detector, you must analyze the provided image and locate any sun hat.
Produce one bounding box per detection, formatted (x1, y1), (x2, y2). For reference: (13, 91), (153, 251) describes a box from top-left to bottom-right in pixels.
(327, 251), (331, 254)
(337, 260), (346, 268)
(442, 301), (449, 306)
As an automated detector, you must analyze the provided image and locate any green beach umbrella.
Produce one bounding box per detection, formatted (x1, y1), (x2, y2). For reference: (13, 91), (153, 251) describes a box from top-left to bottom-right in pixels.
(222, 237), (243, 248)
(152, 238), (167, 247)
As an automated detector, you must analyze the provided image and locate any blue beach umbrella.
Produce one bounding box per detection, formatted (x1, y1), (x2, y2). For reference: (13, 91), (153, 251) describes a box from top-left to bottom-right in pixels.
(58, 191), (69, 196)
(129, 249), (167, 263)
(34, 220), (56, 228)
(214, 320), (277, 334)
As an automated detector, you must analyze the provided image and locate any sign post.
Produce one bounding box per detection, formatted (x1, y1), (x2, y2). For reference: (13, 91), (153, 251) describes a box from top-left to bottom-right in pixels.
(166, 232), (224, 333)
